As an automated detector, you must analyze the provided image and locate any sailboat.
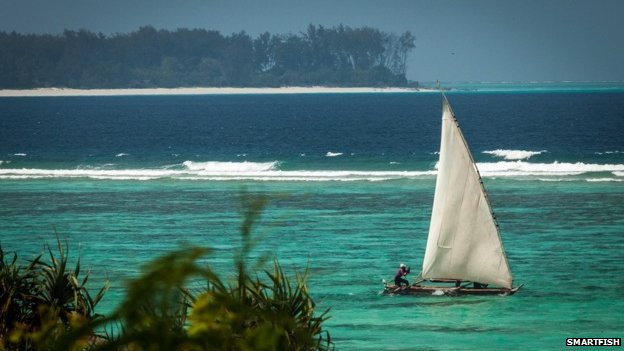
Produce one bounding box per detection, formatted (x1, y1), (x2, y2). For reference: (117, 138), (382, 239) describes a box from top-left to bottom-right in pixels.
(384, 95), (522, 296)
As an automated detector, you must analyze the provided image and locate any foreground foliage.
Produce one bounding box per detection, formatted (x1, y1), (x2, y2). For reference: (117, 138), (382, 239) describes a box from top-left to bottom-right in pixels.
(0, 195), (332, 351)
(1, 237), (109, 351)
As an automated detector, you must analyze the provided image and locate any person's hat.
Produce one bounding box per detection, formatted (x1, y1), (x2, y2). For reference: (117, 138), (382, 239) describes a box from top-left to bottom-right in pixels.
(400, 263), (406, 268)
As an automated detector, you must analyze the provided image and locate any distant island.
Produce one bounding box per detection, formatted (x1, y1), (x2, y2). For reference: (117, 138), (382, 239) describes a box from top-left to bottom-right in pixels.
(0, 24), (416, 89)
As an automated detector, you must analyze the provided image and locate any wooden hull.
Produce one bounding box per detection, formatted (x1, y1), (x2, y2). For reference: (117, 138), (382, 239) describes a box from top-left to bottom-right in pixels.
(382, 284), (522, 296)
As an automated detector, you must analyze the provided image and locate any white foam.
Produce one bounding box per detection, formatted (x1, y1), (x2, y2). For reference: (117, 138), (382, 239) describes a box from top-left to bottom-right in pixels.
(326, 152), (343, 157)
(535, 178), (576, 182)
(0, 168), (180, 179)
(2, 160), (622, 181)
(475, 161), (624, 177)
(182, 160), (278, 172)
(586, 178), (623, 182)
(483, 149), (545, 160)
(0, 166), (435, 182)
(13, 153), (27, 157)
(89, 175), (156, 181)
(0, 161), (8, 165)
(1, 175), (51, 179)
(115, 153), (129, 157)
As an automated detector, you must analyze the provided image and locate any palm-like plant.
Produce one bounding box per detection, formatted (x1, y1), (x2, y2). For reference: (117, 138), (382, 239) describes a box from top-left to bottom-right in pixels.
(187, 194), (333, 351)
(1, 237), (110, 350)
(91, 194), (333, 351)
(246, 261), (332, 351)
(0, 247), (41, 348)
(102, 247), (213, 351)
(34, 238), (109, 325)
(5, 194), (333, 351)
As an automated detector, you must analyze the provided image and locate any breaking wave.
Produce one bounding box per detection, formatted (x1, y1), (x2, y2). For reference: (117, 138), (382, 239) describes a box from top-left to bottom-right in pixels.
(182, 160), (279, 172)
(483, 149), (545, 160)
(1, 160), (623, 182)
(326, 152), (343, 157)
(475, 161), (624, 177)
(0, 160), (433, 181)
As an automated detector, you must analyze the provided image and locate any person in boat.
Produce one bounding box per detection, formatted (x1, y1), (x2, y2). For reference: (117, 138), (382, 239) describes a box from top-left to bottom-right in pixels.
(394, 263), (411, 287)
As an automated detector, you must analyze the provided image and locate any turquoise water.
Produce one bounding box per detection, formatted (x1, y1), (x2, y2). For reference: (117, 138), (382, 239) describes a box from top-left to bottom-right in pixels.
(1, 178), (623, 350)
(1, 92), (623, 349)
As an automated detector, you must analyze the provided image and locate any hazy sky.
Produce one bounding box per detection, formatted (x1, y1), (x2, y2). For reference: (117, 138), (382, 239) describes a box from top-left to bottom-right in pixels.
(1, 0), (622, 83)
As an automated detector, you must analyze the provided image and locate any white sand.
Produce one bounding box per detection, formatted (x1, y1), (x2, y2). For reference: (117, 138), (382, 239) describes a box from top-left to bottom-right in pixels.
(0, 86), (437, 97)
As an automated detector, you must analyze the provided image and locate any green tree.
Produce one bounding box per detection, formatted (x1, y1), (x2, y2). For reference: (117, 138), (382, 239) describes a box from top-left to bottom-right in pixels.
(222, 32), (254, 86)
(0, 24), (415, 88)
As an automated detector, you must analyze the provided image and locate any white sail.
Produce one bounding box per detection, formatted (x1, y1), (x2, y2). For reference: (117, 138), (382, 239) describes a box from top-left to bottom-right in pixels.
(422, 97), (513, 288)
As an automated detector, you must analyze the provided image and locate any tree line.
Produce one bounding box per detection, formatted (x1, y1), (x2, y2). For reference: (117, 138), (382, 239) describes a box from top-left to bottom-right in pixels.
(0, 24), (416, 89)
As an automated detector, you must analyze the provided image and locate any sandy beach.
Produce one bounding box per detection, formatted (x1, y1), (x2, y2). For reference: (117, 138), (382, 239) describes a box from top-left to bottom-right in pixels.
(0, 86), (435, 97)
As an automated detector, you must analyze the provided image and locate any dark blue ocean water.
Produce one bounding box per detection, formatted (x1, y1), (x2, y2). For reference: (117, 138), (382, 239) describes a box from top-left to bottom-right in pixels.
(1, 92), (623, 350)
(1, 93), (623, 170)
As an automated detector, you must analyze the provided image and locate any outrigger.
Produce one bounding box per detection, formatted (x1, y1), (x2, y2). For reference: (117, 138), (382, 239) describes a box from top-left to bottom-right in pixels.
(384, 278), (522, 296)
